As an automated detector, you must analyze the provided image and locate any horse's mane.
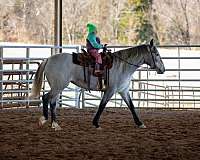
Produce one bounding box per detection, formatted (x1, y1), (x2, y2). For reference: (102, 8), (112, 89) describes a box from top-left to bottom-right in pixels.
(112, 44), (148, 71)
(114, 44), (148, 59)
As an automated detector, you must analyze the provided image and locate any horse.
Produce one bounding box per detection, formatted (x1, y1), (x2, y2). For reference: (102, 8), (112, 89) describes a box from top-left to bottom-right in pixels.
(30, 39), (165, 131)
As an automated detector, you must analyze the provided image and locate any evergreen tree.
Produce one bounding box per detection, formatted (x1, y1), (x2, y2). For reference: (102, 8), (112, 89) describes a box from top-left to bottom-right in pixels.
(118, 0), (158, 44)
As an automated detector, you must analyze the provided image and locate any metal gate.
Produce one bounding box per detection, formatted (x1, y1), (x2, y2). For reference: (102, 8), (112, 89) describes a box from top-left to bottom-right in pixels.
(0, 44), (80, 108)
(80, 45), (200, 109)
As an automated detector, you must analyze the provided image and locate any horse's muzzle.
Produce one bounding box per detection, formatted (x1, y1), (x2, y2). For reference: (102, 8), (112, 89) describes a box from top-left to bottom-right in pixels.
(157, 67), (165, 74)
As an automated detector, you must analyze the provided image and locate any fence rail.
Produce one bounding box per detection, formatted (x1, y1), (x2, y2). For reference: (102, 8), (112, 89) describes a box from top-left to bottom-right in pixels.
(0, 44), (200, 109)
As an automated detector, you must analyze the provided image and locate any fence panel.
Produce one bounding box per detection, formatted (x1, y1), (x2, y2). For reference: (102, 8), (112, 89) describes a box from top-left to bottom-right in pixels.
(0, 45), (80, 108)
(80, 45), (200, 109)
(0, 44), (200, 109)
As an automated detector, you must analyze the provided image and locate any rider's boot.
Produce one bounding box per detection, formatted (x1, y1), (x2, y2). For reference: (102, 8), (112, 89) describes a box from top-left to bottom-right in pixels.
(94, 63), (101, 74)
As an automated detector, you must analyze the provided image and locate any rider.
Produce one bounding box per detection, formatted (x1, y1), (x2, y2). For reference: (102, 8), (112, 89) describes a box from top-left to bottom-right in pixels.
(86, 23), (104, 74)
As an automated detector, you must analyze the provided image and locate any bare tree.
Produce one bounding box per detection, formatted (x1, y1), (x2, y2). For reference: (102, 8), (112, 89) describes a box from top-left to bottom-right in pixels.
(110, 0), (126, 44)
(152, 0), (200, 45)
(180, 0), (190, 44)
(24, 0), (53, 43)
(63, 0), (90, 44)
(0, 0), (199, 45)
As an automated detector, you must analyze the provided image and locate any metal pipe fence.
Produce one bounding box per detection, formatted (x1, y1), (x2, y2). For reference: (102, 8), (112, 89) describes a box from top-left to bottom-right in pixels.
(80, 45), (200, 109)
(0, 45), (80, 108)
(0, 44), (200, 109)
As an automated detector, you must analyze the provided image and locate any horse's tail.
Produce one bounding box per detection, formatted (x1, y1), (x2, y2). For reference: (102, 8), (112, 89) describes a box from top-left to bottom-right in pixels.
(30, 59), (48, 99)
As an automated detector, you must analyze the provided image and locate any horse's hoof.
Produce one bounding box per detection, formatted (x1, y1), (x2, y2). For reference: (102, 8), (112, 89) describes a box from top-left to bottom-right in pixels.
(92, 121), (100, 129)
(54, 126), (62, 131)
(138, 124), (146, 128)
(51, 121), (62, 131)
(38, 116), (47, 127)
(96, 126), (102, 130)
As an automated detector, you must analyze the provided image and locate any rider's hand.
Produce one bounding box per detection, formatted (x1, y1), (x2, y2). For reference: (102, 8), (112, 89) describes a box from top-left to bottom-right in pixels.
(103, 44), (107, 52)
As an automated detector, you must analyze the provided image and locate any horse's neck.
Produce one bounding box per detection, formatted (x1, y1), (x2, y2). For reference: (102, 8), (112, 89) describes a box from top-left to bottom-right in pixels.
(111, 58), (139, 80)
(113, 49), (144, 70)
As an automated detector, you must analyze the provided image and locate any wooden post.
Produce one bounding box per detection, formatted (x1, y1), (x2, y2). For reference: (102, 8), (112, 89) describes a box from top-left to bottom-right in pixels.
(55, 0), (63, 107)
(54, 0), (62, 54)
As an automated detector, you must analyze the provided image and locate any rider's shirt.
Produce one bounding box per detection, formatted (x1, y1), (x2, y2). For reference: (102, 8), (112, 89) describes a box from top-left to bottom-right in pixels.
(86, 32), (103, 51)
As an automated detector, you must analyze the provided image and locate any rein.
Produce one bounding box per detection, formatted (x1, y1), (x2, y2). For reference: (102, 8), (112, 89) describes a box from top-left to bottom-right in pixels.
(147, 45), (156, 69)
(113, 53), (141, 67)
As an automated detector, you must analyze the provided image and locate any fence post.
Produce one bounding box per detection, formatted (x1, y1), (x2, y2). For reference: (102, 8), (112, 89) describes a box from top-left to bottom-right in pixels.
(74, 46), (81, 108)
(54, 0), (62, 54)
(138, 71), (141, 108)
(0, 47), (3, 108)
(178, 47), (181, 109)
(81, 89), (85, 109)
(26, 48), (30, 108)
(51, 47), (54, 56)
(146, 66), (149, 107)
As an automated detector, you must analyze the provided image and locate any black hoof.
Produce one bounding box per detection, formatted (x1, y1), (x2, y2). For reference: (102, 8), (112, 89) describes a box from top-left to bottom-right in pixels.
(92, 120), (99, 128)
(138, 124), (146, 128)
(136, 121), (143, 126)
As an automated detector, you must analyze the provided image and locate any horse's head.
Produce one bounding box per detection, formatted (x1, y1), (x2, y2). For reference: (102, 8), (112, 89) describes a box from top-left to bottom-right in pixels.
(145, 39), (165, 74)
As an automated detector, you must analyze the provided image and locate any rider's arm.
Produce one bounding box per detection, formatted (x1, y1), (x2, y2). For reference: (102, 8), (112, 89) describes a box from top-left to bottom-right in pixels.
(87, 33), (103, 49)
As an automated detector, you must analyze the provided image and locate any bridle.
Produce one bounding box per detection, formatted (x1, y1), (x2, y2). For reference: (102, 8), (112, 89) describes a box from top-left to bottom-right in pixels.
(112, 45), (156, 68)
(147, 45), (157, 69)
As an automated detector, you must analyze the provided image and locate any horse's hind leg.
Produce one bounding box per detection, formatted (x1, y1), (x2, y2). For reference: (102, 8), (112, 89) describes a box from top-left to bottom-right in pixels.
(38, 90), (61, 131)
(49, 90), (62, 131)
(50, 100), (62, 131)
(42, 93), (49, 119)
(38, 93), (49, 127)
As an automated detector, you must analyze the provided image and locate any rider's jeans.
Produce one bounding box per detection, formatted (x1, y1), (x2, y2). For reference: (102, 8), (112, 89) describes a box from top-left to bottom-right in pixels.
(89, 49), (102, 64)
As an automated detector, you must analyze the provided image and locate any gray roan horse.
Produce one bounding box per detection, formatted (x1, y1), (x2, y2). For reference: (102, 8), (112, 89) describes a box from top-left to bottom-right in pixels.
(30, 39), (165, 131)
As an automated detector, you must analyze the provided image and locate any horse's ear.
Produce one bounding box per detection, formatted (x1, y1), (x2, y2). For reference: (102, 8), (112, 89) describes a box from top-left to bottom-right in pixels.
(150, 39), (154, 47)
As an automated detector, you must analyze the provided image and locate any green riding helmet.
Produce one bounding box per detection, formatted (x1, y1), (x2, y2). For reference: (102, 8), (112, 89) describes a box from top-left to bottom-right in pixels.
(87, 23), (97, 33)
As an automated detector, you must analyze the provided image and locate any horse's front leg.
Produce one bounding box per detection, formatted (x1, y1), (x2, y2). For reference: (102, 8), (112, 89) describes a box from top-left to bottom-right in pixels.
(93, 89), (114, 128)
(120, 91), (146, 128)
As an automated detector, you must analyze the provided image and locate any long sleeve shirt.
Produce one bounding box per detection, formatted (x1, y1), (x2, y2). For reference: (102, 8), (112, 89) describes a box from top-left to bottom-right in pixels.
(86, 32), (103, 50)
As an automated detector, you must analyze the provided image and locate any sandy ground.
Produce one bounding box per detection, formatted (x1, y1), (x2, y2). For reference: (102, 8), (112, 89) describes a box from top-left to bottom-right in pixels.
(0, 107), (200, 160)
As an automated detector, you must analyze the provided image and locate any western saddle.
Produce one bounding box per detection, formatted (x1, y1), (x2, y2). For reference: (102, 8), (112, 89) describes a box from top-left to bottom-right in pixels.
(72, 48), (113, 91)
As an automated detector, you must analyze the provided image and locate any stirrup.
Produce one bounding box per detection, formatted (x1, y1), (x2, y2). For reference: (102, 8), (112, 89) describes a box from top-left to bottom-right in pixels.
(96, 82), (101, 90)
(96, 80), (106, 90)
(94, 69), (101, 74)
(102, 80), (106, 90)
